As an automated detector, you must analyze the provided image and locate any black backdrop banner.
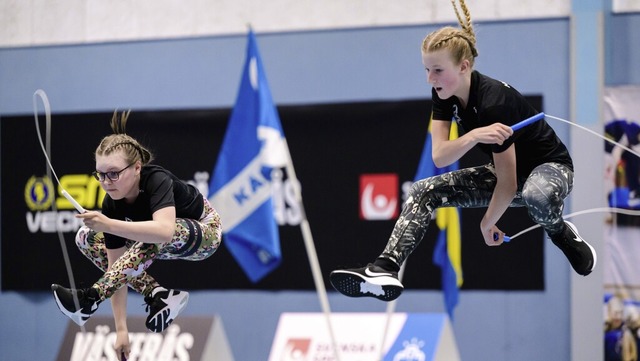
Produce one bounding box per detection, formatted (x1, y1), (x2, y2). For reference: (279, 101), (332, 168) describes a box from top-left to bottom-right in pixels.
(1, 97), (544, 291)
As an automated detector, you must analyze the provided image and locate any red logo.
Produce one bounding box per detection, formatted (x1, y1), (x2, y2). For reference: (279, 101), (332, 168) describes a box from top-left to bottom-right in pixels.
(359, 174), (399, 220)
(280, 338), (311, 360)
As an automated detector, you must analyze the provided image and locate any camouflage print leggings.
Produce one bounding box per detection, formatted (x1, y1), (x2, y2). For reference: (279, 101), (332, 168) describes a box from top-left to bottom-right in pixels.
(75, 196), (222, 299)
(380, 162), (573, 267)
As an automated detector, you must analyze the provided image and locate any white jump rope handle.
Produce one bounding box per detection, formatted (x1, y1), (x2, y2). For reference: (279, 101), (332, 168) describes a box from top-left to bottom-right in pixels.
(62, 190), (86, 213)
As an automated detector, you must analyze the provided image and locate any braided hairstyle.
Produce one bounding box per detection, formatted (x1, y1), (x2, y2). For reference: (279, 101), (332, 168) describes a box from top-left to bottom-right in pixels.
(422, 0), (478, 67)
(95, 110), (154, 166)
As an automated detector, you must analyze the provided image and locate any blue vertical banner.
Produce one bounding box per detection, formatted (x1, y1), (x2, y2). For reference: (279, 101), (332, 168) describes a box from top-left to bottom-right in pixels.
(415, 117), (463, 320)
(208, 30), (288, 282)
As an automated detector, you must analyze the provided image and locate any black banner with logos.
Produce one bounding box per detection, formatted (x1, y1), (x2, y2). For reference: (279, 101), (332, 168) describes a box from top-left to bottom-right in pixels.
(1, 98), (544, 291)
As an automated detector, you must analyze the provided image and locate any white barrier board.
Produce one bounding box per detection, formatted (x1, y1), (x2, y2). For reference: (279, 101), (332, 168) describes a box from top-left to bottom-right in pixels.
(269, 312), (460, 361)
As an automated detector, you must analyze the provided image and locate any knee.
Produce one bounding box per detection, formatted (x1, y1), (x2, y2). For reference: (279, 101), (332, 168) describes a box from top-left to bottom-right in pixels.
(75, 226), (104, 250)
(522, 183), (564, 224)
(199, 228), (223, 260)
(408, 181), (421, 196)
(75, 226), (92, 249)
(407, 180), (430, 203)
(406, 178), (442, 210)
(522, 182), (563, 210)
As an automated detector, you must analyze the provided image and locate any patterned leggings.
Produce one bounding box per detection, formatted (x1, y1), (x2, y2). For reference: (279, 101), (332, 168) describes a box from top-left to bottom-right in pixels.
(75, 196), (222, 299)
(380, 162), (573, 266)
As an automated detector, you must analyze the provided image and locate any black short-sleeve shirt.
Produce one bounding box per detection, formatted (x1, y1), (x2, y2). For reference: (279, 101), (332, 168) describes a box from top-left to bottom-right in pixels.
(102, 164), (204, 249)
(431, 70), (573, 179)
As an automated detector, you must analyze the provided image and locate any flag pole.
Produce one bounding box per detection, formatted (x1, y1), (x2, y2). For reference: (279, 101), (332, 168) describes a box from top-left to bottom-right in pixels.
(283, 139), (342, 361)
(378, 262), (407, 360)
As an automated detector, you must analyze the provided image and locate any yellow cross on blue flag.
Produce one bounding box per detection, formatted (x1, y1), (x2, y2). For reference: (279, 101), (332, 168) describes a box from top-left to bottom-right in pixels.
(208, 30), (288, 282)
(414, 116), (463, 320)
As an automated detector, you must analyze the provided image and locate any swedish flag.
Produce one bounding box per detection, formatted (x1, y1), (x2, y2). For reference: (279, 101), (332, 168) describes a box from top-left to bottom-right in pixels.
(414, 115), (463, 320)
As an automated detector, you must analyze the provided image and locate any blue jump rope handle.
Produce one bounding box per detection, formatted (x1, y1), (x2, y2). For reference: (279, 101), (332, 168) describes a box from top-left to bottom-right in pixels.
(511, 112), (545, 131)
(494, 233), (511, 243)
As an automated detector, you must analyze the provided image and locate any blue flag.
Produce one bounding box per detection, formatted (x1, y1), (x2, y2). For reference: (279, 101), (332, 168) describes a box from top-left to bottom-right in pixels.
(208, 30), (288, 283)
(415, 117), (463, 320)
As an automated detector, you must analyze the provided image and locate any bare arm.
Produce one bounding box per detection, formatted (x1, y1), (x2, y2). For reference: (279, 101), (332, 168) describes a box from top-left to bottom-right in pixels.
(431, 119), (513, 168)
(76, 206), (176, 244)
(480, 145), (518, 245)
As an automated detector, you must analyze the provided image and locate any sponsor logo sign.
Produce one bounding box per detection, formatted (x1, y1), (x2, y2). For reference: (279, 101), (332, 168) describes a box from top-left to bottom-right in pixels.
(269, 313), (460, 361)
(359, 174), (399, 220)
(56, 316), (233, 361)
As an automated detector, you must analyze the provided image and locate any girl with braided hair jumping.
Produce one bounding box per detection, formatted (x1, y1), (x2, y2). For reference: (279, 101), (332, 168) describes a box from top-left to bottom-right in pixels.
(330, 0), (596, 301)
(52, 110), (222, 358)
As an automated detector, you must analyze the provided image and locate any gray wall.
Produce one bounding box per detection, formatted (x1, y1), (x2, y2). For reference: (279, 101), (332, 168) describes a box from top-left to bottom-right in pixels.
(0, 15), (638, 361)
(607, 13), (640, 85)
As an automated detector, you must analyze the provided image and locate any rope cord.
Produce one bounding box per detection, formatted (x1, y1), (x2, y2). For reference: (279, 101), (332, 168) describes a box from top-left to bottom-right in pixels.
(33, 90), (84, 332)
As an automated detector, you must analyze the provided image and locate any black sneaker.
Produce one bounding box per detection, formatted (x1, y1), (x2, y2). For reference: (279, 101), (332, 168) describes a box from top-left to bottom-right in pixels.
(551, 221), (597, 276)
(144, 287), (189, 333)
(329, 264), (404, 301)
(51, 284), (101, 326)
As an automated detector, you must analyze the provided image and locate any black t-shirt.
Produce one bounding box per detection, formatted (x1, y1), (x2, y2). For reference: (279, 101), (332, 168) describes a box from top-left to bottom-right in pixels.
(431, 70), (573, 180)
(102, 164), (204, 249)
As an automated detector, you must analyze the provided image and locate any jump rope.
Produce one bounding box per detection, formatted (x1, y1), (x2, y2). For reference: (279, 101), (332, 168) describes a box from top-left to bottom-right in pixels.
(33, 90), (89, 335)
(34, 90), (640, 361)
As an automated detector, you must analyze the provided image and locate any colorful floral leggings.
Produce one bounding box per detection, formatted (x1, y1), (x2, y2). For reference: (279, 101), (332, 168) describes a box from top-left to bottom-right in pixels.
(380, 162), (573, 267)
(75, 196), (222, 299)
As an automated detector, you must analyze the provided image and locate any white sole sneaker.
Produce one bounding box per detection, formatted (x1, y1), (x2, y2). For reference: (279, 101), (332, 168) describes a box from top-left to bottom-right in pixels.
(51, 285), (99, 326)
(146, 290), (189, 332)
(330, 266), (403, 301)
(565, 221), (597, 275)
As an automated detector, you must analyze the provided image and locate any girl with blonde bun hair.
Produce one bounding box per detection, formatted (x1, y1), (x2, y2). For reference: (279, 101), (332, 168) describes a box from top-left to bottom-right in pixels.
(331, 0), (596, 302)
